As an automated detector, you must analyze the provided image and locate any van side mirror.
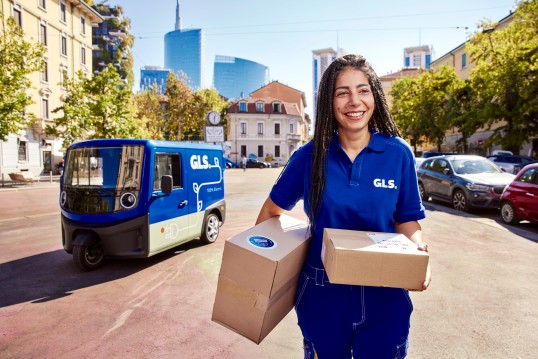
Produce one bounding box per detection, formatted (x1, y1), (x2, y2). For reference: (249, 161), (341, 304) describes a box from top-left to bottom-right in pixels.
(161, 175), (173, 194)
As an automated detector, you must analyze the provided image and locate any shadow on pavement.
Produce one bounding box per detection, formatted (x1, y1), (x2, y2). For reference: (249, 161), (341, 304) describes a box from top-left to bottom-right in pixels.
(0, 240), (204, 308)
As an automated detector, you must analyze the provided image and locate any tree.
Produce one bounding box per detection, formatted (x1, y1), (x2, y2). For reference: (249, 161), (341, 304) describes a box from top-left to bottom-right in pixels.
(391, 66), (461, 151)
(0, 15), (46, 141)
(133, 85), (167, 140)
(466, 0), (538, 153)
(47, 65), (145, 146)
(163, 72), (194, 141)
(187, 88), (229, 141)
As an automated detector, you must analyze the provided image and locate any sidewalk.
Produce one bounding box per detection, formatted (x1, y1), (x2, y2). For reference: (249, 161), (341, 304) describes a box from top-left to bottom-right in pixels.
(0, 174), (61, 191)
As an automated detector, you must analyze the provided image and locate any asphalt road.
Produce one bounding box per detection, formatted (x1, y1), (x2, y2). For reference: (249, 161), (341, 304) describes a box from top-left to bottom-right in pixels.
(0, 168), (537, 359)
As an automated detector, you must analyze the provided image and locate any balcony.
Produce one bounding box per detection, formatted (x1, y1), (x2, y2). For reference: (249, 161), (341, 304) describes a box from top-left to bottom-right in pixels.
(287, 134), (301, 141)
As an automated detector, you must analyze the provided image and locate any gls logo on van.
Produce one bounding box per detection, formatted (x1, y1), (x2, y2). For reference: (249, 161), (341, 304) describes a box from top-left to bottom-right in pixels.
(190, 155), (210, 169)
(373, 178), (397, 189)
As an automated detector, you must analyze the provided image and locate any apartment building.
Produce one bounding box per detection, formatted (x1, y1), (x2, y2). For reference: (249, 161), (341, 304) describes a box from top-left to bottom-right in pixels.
(226, 81), (310, 166)
(0, 0), (102, 178)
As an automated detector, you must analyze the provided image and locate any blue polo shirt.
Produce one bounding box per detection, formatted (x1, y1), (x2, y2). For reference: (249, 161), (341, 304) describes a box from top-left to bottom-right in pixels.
(270, 131), (425, 267)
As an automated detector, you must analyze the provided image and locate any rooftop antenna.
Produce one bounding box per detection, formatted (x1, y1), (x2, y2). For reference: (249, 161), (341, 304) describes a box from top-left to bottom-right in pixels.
(175, 0), (181, 30)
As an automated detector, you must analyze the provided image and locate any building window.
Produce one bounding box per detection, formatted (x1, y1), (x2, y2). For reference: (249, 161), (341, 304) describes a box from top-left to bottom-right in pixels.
(275, 145), (280, 157)
(240, 122), (247, 135)
(461, 53), (467, 69)
(257, 123), (264, 135)
(413, 53), (422, 67)
(81, 45), (86, 65)
(240, 145), (247, 157)
(290, 123), (294, 134)
(13, 4), (22, 28)
(18, 140), (28, 162)
(59, 1), (67, 22)
(60, 66), (68, 87)
(80, 16), (86, 35)
(38, 0), (46, 9)
(274, 123), (280, 135)
(273, 102), (281, 113)
(40, 22), (47, 46)
(41, 60), (48, 82)
(258, 145), (264, 158)
(239, 102), (247, 112)
(42, 97), (49, 119)
(255, 102), (264, 112)
(61, 34), (67, 56)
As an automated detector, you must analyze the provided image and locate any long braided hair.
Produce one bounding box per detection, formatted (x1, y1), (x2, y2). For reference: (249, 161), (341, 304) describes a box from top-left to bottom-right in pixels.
(308, 54), (401, 236)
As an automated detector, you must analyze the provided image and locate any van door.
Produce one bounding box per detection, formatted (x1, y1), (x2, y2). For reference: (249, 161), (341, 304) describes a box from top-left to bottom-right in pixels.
(148, 150), (191, 255)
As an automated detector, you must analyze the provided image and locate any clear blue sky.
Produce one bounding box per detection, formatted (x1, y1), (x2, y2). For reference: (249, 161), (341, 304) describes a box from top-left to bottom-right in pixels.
(106, 0), (516, 118)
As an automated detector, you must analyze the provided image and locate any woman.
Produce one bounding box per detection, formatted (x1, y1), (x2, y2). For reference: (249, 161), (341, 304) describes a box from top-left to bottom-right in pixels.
(256, 54), (431, 358)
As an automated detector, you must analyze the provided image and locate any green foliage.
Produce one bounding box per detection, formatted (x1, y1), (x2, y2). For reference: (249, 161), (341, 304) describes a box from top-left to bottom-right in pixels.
(466, 0), (538, 153)
(164, 72), (194, 140)
(392, 66), (462, 151)
(0, 15), (46, 141)
(133, 85), (167, 140)
(47, 65), (144, 147)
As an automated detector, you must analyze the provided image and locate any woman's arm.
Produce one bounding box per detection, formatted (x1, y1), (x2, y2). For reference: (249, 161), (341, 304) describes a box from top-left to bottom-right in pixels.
(395, 220), (431, 291)
(255, 197), (285, 225)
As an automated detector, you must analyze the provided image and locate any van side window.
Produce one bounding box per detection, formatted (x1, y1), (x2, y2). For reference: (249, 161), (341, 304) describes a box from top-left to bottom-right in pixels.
(153, 153), (182, 190)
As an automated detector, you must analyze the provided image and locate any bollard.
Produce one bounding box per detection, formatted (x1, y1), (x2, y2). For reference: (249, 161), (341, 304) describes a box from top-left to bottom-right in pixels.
(50, 171), (52, 183)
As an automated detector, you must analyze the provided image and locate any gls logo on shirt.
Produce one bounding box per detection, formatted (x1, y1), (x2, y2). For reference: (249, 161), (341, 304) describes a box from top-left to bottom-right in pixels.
(373, 178), (397, 189)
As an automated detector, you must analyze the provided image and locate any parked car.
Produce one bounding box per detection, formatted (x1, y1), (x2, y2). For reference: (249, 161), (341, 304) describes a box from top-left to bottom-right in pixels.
(414, 157), (426, 170)
(420, 151), (459, 158)
(246, 158), (271, 168)
(486, 155), (535, 174)
(491, 150), (513, 156)
(225, 158), (238, 169)
(499, 163), (538, 225)
(417, 155), (516, 212)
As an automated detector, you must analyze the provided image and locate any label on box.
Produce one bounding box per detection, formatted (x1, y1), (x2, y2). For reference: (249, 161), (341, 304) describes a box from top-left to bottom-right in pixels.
(367, 233), (414, 251)
(247, 235), (277, 249)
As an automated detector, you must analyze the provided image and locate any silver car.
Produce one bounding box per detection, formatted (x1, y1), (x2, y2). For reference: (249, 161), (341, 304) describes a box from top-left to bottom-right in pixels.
(417, 155), (516, 211)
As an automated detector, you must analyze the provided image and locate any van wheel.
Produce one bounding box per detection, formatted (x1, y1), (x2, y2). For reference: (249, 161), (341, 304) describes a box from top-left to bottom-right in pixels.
(500, 201), (519, 225)
(201, 213), (220, 244)
(73, 242), (105, 271)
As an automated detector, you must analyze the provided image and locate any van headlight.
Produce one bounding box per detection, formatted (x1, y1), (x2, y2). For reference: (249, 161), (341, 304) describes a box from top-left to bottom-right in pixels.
(120, 192), (137, 209)
(60, 191), (67, 207)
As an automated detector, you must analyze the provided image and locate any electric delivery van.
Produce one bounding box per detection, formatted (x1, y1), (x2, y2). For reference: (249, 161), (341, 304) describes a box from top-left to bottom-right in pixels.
(60, 139), (226, 271)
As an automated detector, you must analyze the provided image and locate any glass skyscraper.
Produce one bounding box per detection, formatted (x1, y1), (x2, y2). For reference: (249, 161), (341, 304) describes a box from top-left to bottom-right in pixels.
(140, 66), (171, 94)
(163, 1), (202, 90)
(213, 55), (269, 99)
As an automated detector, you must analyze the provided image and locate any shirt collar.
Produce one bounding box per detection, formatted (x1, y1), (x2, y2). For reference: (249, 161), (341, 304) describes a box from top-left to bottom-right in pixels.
(329, 130), (387, 153)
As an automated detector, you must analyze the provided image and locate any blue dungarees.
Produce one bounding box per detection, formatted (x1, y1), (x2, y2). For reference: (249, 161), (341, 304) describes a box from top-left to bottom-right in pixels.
(270, 131), (425, 359)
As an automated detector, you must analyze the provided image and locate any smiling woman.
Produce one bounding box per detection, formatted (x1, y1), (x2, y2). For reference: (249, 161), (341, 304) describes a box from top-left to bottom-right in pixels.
(255, 54), (429, 358)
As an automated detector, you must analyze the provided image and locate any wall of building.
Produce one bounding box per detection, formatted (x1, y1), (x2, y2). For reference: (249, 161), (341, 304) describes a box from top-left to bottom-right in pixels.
(0, 0), (101, 178)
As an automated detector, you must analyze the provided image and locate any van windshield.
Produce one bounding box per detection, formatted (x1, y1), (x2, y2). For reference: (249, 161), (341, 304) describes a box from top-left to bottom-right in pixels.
(62, 145), (144, 214)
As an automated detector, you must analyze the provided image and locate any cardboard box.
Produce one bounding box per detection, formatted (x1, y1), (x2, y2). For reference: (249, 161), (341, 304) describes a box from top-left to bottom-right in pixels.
(212, 214), (309, 344)
(322, 228), (429, 290)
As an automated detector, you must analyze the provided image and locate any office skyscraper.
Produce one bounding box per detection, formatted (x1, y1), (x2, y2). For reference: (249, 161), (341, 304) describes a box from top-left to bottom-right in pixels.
(213, 55), (269, 99)
(164, 0), (203, 89)
(312, 48), (345, 118)
(140, 66), (171, 94)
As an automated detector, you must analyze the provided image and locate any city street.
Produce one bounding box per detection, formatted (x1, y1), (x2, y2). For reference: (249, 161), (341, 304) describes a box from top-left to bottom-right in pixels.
(0, 168), (537, 359)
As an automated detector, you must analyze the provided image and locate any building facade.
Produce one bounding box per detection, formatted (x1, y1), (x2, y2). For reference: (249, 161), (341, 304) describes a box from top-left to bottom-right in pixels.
(403, 45), (432, 69)
(0, 0), (102, 180)
(213, 55), (269, 99)
(140, 66), (171, 94)
(312, 48), (338, 119)
(227, 81), (310, 166)
(430, 12), (528, 155)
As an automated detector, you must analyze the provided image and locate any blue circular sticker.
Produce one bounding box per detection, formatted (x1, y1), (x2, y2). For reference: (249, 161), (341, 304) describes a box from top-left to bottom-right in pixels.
(247, 235), (277, 249)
